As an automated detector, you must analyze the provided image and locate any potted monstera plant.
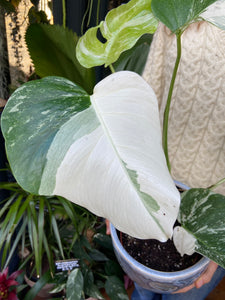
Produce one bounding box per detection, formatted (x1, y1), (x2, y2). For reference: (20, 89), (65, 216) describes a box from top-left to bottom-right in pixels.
(1, 0), (225, 294)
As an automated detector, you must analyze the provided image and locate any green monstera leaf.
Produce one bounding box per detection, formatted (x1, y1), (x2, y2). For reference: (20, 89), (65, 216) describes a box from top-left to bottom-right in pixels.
(174, 188), (225, 268)
(76, 0), (158, 68)
(1, 71), (180, 242)
(151, 0), (217, 33)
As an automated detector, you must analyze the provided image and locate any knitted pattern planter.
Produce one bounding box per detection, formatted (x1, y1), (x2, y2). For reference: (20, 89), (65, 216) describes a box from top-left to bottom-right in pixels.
(143, 21), (225, 195)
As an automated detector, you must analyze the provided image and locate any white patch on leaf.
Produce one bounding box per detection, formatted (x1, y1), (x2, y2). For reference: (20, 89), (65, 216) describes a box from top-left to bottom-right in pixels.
(53, 126), (166, 240)
(173, 226), (196, 256)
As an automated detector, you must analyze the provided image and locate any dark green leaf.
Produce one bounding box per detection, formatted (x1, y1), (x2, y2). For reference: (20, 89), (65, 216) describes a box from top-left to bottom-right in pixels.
(38, 197), (45, 269)
(80, 235), (93, 251)
(29, 209), (41, 276)
(85, 283), (104, 299)
(83, 270), (104, 299)
(0, 193), (15, 219)
(66, 269), (84, 300)
(114, 34), (152, 75)
(0, 0), (16, 13)
(16, 283), (27, 294)
(151, 0), (217, 33)
(25, 23), (95, 94)
(89, 249), (109, 262)
(51, 213), (65, 259)
(28, 6), (49, 24)
(42, 223), (54, 274)
(73, 239), (92, 262)
(105, 276), (129, 300)
(93, 233), (113, 251)
(179, 188), (225, 268)
(104, 260), (123, 277)
(0, 194), (23, 247)
(57, 197), (79, 229)
(3, 219), (27, 268)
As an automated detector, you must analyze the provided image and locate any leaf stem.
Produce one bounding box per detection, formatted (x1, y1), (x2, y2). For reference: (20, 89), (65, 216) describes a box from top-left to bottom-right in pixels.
(208, 177), (225, 191)
(87, 0), (94, 27)
(62, 0), (66, 29)
(162, 33), (182, 172)
(109, 64), (115, 73)
(96, 0), (101, 25)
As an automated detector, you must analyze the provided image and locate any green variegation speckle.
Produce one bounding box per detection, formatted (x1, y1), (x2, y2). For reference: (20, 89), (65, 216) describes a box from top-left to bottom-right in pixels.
(125, 166), (159, 212)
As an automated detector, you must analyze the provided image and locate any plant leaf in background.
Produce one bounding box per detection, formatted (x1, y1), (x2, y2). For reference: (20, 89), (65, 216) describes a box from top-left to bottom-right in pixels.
(114, 34), (153, 75)
(176, 188), (225, 268)
(1, 71), (180, 242)
(83, 270), (104, 299)
(76, 0), (158, 68)
(66, 269), (84, 300)
(0, 179), (90, 277)
(93, 232), (113, 250)
(105, 276), (129, 300)
(0, 0), (16, 13)
(25, 23), (95, 94)
(151, 0), (217, 34)
(200, 0), (225, 31)
(104, 260), (124, 278)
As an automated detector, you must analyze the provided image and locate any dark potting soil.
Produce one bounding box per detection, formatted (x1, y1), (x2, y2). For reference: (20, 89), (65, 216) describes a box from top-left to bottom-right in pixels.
(121, 232), (202, 272)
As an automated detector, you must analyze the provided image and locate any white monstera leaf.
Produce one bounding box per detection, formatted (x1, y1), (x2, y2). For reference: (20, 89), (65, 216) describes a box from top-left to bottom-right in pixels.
(173, 226), (196, 256)
(1, 71), (180, 241)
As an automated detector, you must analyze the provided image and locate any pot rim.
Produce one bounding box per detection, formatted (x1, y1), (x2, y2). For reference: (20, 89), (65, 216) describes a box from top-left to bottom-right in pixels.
(110, 223), (210, 281)
(174, 180), (190, 191)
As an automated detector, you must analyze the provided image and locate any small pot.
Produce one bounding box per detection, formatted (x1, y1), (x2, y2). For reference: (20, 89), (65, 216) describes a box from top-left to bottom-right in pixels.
(110, 181), (210, 293)
(110, 223), (210, 293)
(24, 274), (55, 298)
(24, 257), (63, 299)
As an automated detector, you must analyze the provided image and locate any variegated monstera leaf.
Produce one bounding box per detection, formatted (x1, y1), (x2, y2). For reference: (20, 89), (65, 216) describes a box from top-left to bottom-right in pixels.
(1, 71), (180, 241)
(174, 188), (225, 269)
(76, 0), (225, 70)
(76, 0), (158, 68)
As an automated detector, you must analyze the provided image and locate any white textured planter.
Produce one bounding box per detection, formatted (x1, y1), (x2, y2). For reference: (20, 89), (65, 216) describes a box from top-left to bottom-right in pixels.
(110, 181), (210, 293)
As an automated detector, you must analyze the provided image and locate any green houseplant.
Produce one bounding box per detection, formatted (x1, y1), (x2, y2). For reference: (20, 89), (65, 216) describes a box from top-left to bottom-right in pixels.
(0, 17), (132, 298)
(0, 178), (97, 275)
(40, 224), (130, 300)
(21, 221), (129, 300)
(1, 0), (225, 293)
(0, 180), (129, 300)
